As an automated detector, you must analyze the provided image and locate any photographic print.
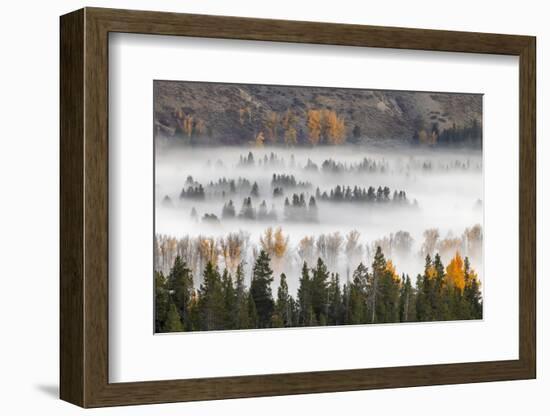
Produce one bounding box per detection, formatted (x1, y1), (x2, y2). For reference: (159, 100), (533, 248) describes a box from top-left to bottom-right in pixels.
(154, 81), (483, 333)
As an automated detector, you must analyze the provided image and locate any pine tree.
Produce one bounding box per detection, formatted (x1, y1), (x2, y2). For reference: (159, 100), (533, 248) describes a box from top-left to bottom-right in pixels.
(154, 271), (170, 332)
(198, 262), (224, 330)
(310, 258), (330, 323)
(350, 262), (369, 324)
(369, 246), (387, 323)
(463, 257), (483, 319)
(167, 256), (194, 329)
(297, 262), (312, 325)
(234, 263), (250, 329)
(221, 268), (237, 329)
(247, 292), (259, 328)
(432, 253), (446, 320)
(327, 272), (343, 325)
(399, 274), (416, 322)
(250, 250), (275, 328)
(164, 302), (184, 332)
(250, 182), (260, 198)
(275, 273), (292, 327)
(416, 255), (434, 321)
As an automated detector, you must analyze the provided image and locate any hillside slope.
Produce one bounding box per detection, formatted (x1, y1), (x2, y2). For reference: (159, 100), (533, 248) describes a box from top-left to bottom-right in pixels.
(154, 80), (482, 146)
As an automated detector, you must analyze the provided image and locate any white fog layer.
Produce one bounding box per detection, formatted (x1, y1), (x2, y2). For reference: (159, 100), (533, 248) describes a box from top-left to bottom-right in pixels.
(155, 145), (483, 295)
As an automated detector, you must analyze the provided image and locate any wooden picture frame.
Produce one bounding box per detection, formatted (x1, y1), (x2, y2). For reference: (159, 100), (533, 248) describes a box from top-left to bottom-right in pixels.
(60, 7), (536, 408)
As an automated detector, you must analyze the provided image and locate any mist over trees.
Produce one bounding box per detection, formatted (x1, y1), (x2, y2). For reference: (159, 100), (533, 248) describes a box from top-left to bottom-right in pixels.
(155, 247), (482, 332)
(154, 82), (484, 334)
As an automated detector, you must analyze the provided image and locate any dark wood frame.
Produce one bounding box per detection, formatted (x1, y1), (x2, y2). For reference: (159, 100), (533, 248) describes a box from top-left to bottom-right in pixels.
(60, 7), (536, 408)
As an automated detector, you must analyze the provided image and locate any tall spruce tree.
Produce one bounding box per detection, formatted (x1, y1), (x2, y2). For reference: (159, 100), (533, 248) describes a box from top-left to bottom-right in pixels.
(416, 255), (433, 321)
(327, 272), (343, 325)
(164, 302), (184, 332)
(297, 262), (312, 325)
(399, 274), (416, 322)
(167, 255), (194, 329)
(234, 263), (250, 329)
(369, 247), (387, 323)
(275, 273), (292, 327)
(198, 262), (225, 330)
(463, 257), (483, 319)
(250, 250), (275, 328)
(310, 258), (330, 324)
(432, 253), (446, 320)
(350, 262), (369, 324)
(154, 271), (170, 332)
(221, 268), (237, 329)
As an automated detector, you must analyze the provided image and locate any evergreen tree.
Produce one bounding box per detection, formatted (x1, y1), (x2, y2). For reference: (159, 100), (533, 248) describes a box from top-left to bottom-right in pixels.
(167, 256), (194, 329)
(350, 262), (368, 324)
(416, 255), (434, 321)
(327, 272), (343, 325)
(222, 200), (236, 219)
(369, 247), (386, 323)
(164, 302), (184, 332)
(247, 292), (259, 328)
(275, 273), (292, 327)
(198, 262), (224, 330)
(297, 262), (312, 325)
(310, 258), (330, 323)
(432, 253), (446, 320)
(250, 250), (275, 328)
(250, 182), (260, 198)
(399, 274), (416, 322)
(377, 262), (401, 323)
(463, 257), (483, 319)
(154, 271), (170, 332)
(234, 263), (250, 329)
(221, 268), (237, 329)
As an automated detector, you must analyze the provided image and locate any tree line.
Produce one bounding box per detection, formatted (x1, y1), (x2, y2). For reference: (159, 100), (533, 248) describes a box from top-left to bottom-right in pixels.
(315, 185), (412, 205)
(155, 247), (482, 332)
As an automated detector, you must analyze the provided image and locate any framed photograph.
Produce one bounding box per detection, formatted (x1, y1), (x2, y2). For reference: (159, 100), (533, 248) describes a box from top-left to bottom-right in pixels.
(60, 7), (536, 408)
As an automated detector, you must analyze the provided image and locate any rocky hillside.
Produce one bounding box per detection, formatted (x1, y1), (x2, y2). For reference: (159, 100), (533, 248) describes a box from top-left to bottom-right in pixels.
(154, 80), (482, 146)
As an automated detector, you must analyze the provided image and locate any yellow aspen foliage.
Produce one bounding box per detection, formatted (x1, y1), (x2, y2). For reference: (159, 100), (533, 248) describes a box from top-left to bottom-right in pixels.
(273, 227), (289, 259)
(181, 114), (193, 137)
(282, 109), (298, 146)
(195, 118), (206, 135)
(426, 265), (437, 280)
(446, 252), (465, 291)
(326, 110), (346, 145)
(284, 126), (297, 146)
(255, 131), (265, 147)
(260, 227), (275, 256)
(307, 109), (322, 145)
(385, 260), (401, 282)
(265, 111), (280, 143)
(198, 237), (218, 266)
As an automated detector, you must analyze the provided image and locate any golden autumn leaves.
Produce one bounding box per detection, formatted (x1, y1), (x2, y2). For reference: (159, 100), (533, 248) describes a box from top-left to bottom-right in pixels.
(252, 108), (347, 147)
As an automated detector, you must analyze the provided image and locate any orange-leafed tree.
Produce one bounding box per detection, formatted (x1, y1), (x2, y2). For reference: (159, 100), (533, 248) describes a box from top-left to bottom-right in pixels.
(307, 109), (322, 145)
(255, 131), (265, 147)
(446, 252), (465, 291)
(326, 110), (346, 145)
(265, 111), (280, 144)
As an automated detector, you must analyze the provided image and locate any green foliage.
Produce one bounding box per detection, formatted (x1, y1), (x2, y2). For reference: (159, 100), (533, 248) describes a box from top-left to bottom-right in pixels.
(250, 250), (274, 328)
(155, 247), (483, 332)
(164, 302), (184, 332)
(154, 271), (170, 332)
(198, 262), (225, 330)
(167, 255), (194, 329)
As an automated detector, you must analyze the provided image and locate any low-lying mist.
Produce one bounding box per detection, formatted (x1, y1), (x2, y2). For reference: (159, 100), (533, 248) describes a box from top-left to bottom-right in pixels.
(155, 144), (483, 295)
